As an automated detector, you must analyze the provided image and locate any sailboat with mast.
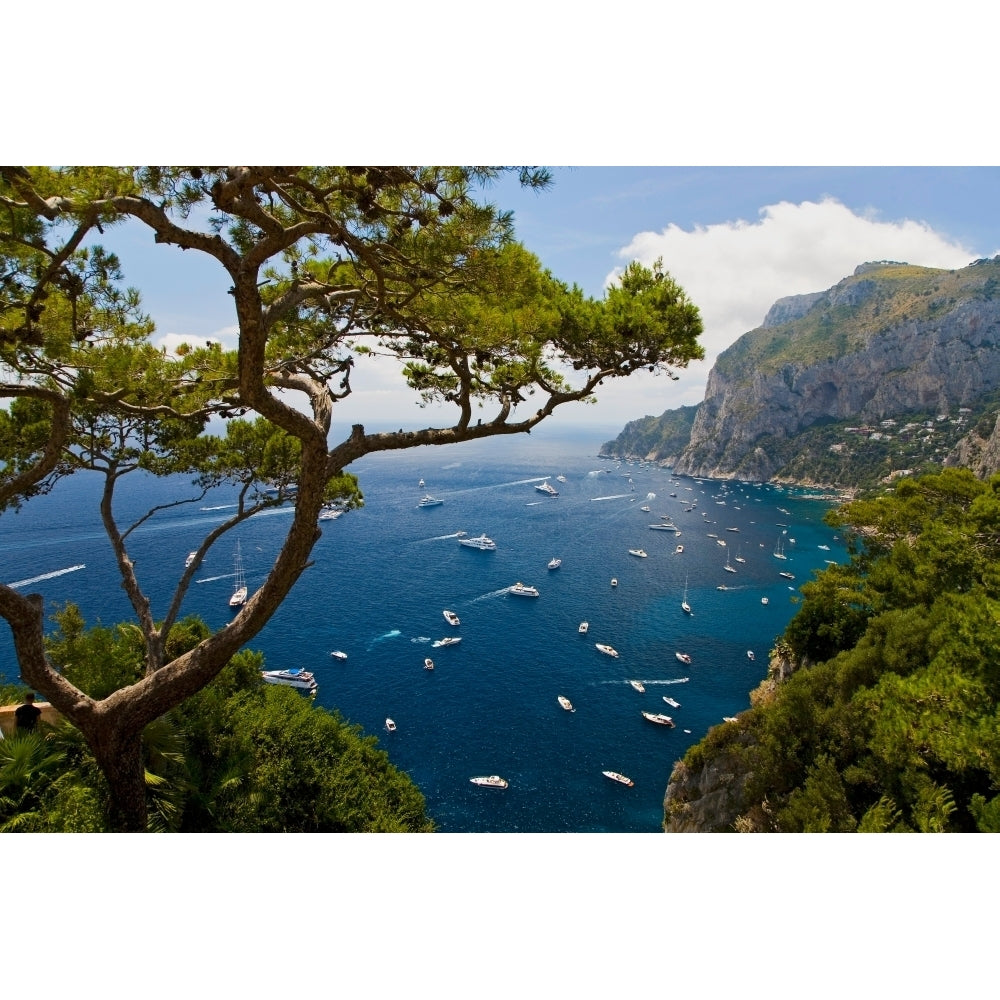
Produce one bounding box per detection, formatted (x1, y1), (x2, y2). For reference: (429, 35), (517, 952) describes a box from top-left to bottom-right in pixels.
(229, 540), (248, 608)
(681, 575), (692, 615)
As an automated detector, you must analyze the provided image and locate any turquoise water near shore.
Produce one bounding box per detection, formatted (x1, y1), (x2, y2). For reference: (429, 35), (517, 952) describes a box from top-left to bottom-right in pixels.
(0, 430), (846, 831)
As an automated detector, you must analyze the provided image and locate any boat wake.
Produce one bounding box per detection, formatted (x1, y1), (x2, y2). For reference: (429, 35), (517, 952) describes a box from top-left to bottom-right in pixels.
(368, 629), (402, 649)
(446, 476), (548, 497)
(200, 504), (235, 511)
(410, 636), (432, 644)
(7, 564), (86, 588)
(637, 677), (691, 686)
(471, 588), (512, 602)
(195, 573), (237, 584)
(590, 493), (633, 502)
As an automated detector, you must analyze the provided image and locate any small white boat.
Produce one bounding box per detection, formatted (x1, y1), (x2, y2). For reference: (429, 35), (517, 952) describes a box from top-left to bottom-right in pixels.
(723, 716), (739, 724)
(417, 495), (443, 507)
(557, 696), (575, 712)
(641, 711), (676, 728)
(779, 571), (795, 580)
(675, 651), (692, 664)
(610, 578), (618, 587)
(185, 551), (197, 568)
(761, 596), (769, 605)
(628, 548), (648, 558)
(318, 507), (343, 521)
(602, 770), (634, 787)
(681, 576), (692, 615)
(385, 718), (397, 732)
(418, 478), (425, 487)
(424, 658), (434, 670)
(596, 643), (619, 658)
(747, 650), (755, 661)
(470, 775), (508, 788)
(330, 650), (348, 660)
(508, 582), (540, 598)
(640, 505), (651, 512)
(663, 696), (680, 708)
(443, 609), (461, 626)
(629, 680), (645, 693)
(547, 557), (562, 569)
(556, 475), (567, 483)
(578, 621), (589, 634)
(229, 541), (248, 608)
(432, 636), (462, 648)
(675, 544), (684, 554)
(261, 667), (317, 693)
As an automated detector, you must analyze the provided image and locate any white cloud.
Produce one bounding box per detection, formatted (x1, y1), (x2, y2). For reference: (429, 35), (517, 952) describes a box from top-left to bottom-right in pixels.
(155, 326), (238, 357)
(599, 198), (977, 424)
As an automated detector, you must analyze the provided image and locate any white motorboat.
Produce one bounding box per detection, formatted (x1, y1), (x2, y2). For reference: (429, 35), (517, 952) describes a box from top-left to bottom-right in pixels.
(330, 650), (348, 660)
(761, 596), (769, 605)
(535, 480), (559, 496)
(185, 551), (197, 568)
(747, 650), (755, 661)
(557, 696), (575, 712)
(640, 505), (651, 512)
(723, 716), (739, 724)
(318, 506), (343, 520)
(610, 578), (618, 587)
(628, 548), (648, 558)
(556, 475), (567, 483)
(596, 643), (619, 658)
(459, 533), (496, 551)
(641, 711), (675, 727)
(418, 478), (425, 487)
(424, 658), (434, 670)
(675, 651), (692, 664)
(260, 667), (317, 693)
(470, 775), (508, 788)
(432, 636), (462, 648)
(547, 557), (562, 569)
(602, 771), (634, 787)
(443, 609), (461, 626)
(385, 718), (397, 732)
(417, 495), (443, 507)
(229, 541), (248, 608)
(578, 621), (589, 634)
(779, 571), (796, 580)
(675, 544), (684, 554)
(663, 696), (680, 708)
(629, 679), (645, 692)
(508, 582), (539, 597)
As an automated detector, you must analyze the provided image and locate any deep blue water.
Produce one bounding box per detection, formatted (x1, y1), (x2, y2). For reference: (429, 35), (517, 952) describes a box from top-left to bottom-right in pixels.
(0, 430), (847, 832)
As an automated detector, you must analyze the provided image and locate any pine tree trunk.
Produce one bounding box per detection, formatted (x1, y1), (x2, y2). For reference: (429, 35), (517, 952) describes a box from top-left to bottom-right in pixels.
(93, 729), (148, 832)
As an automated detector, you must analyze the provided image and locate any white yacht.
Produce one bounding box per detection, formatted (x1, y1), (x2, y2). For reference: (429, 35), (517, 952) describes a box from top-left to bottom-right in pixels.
(508, 582), (540, 597)
(663, 696), (680, 708)
(318, 506), (343, 521)
(185, 551), (197, 569)
(602, 771), (634, 787)
(578, 621), (589, 634)
(629, 679), (645, 693)
(761, 596), (770, 605)
(432, 636), (462, 648)
(557, 696), (575, 712)
(641, 711), (676, 727)
(628, 548), (648, 558)
(417, 495), (443, 507)
(260, 667), (317, 693)
(534, 480), (559, 497)
(648, 523), (678, 531)
(330, 650), (348, 660)
(229, 541), (248, 608)
(747, 650), (755, 661)
(675, 651), (692, 664)
(385, 718), (397, 732)
(459, 533), (496, 551)
(470, 775), (508, 788)
(443, 609), (461, 626)
(596, 643), (619, 658)
(547, 557), (562, 569)
(681, 576), (692, 615)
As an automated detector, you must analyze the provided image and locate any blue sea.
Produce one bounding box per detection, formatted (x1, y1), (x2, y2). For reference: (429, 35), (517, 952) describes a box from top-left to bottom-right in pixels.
(0, 428), (847, 832)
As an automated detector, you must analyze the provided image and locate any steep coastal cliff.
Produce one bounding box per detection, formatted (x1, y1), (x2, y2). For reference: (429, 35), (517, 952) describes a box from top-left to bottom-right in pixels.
(603, 258), (1000, 486)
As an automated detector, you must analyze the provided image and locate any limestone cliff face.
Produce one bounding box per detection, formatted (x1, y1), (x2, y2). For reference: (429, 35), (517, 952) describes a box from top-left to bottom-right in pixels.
(674, 261), (1000, 480)
(946, 413), (1000, 478)
(604, 259), (1000, 484)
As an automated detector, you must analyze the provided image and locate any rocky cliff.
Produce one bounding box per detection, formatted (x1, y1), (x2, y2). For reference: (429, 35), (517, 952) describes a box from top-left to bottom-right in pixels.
(603, 258), (1000, 485)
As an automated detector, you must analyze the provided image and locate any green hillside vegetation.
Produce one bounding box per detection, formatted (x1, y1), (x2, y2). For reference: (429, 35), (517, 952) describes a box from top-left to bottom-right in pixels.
(0, 610), (433, 832)
(668, 467), (1000, 832)
(714, 261), (997, 381)
(599, 405), (697, 459)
